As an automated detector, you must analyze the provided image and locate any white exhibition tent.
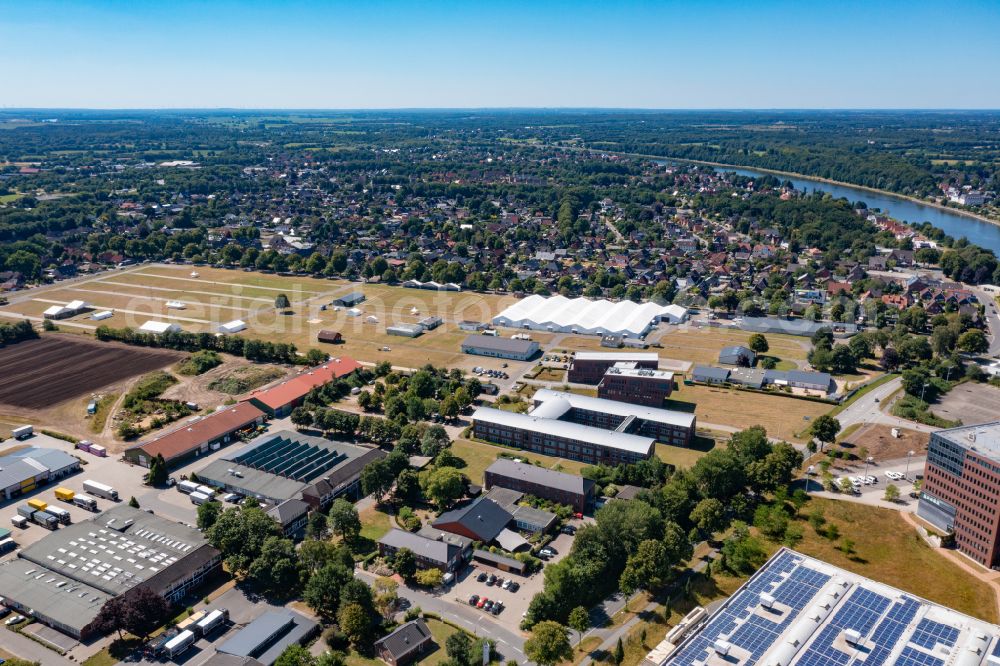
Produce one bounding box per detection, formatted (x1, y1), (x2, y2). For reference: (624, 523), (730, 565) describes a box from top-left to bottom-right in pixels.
(492, 295), (688, 338)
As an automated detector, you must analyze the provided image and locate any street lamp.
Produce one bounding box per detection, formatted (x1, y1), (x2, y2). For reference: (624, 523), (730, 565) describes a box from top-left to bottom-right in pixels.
(905, 450), (915, 480)
(864, 455), (874, 480)
(920, 383), (930, 402)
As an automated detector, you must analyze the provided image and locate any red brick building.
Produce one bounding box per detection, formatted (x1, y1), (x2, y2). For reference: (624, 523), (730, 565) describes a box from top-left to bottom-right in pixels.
(596, 363), (674, 407)
(567, 351), (659, 384)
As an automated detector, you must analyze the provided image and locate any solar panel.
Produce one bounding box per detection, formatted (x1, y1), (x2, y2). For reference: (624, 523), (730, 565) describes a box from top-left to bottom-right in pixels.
(910, 618), (960, 650)
(895, 646), (945, 666)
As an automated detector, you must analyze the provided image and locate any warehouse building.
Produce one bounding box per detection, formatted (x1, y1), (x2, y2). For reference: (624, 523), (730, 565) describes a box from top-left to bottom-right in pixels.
(0, 505), (221, 639)
(387, 323), (425, 337)
(484, 458), (597, 514)
(331, 292), (366, 307)
(215, 610), (318, 666)
(655, 548), (1000, 666)
(245, 357), (361, 417)
(197, 430), (385, 509)
(0, 446), (81, 501)
(461, 334), (539, 361)
(568, 351), (660, 384)
(492, 294), (687, 338)
(124, 402), (266, 469)
(597, 363), (675, 407)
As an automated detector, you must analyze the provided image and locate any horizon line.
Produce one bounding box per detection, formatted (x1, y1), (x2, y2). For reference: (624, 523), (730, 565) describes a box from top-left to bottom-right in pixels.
(3, 107), (1000, 113)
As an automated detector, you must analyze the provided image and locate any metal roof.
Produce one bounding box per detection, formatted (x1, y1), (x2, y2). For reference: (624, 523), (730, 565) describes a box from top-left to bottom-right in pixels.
(472, 406), (656, 455)
(574, 351), (660, 362)
(533, 388), (696, 429)
(0, 447), (79, 489)
(485, 458), (595, 496)
(433, 497), (513, 543)
(217, 610), (318, 664)
(461, 334), (539, 354)
(0, 558), (110, 635)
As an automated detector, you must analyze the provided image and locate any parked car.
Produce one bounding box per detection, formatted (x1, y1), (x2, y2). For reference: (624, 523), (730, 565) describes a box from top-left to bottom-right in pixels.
(477, 597), (488, 608)
(5, 614), (25, 626)
(469, 595), (480, 606)
(561, 525), (576, 535)
(486, 573), (497, 585)
(491, 601), (504, 615)
(483, 600), (494, 612)
(539, 547), (557, 558)
(508, 581), (520, 592)
(501, 579), (512, 590)
(477, 572), (488, 583)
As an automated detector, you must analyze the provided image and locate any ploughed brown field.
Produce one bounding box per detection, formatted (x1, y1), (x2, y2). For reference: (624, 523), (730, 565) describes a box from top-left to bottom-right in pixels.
(0, 334), (182, 409)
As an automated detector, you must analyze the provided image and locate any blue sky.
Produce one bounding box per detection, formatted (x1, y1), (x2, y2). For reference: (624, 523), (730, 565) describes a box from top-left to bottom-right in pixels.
(2, 0), (999, 109)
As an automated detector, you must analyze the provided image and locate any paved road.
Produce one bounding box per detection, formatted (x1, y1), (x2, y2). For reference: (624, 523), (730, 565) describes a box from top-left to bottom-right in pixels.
(355, 570), (529, 664)
(971, 285), (1000, 356)
(835, 376), (939, 434)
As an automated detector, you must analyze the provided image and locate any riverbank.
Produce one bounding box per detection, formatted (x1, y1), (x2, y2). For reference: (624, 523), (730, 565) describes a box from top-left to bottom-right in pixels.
(549, 143), (1000, 229)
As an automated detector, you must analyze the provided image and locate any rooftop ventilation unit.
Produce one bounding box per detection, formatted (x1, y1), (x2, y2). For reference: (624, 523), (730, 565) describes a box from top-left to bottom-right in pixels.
(714, 640), (732, 656)
(760, 592), (776, 609)
(843, 629), (862, 645)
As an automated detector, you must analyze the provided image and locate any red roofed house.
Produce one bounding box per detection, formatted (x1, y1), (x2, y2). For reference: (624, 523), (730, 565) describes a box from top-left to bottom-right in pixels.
(245, 357), (362, 417)
(123, 401), (266, 469)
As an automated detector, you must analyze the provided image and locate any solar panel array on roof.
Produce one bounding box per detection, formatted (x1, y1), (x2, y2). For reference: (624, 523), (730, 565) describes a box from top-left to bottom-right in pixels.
(234, 434), (346, 482)
(661, 548), (1000, 666)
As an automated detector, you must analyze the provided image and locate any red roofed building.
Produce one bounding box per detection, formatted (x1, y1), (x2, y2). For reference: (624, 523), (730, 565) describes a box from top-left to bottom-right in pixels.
(123, 401), (266, 469)
(245, 357), (362, 417)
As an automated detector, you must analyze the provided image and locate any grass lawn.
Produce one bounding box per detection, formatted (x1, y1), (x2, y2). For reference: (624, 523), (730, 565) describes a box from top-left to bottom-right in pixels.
(359, 505), (394, 542)
(665, 384), (829, 442)
(658, 327), (809, 365)
(655, 435), (721, 470)
(780, 498), (997, 623)
(450, 437), (589, 484)
(535, 367), (566, 382)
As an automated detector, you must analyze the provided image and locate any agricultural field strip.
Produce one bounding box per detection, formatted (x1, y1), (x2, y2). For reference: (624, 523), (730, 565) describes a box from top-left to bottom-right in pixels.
(32, 298), (215, 324)
(132, 270), (324, 293)
(92, 279), (281, 304)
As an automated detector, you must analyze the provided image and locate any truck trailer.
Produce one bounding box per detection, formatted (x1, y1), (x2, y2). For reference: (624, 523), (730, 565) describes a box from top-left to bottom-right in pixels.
(82, 480), (118, 501)
(177, 480), (200, 495)
(73, 493), (98, 511)
(163, 630), (196, 659)
(43, 506), (71, 525)
(195, 609), (229, 635)
(12, 425), (33, 440)
(55, 487), (75, 502)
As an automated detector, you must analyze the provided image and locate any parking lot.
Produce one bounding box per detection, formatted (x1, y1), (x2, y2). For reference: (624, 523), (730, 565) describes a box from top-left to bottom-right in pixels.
(809, 456), (926, 510)
(933, 383), (1000, 426)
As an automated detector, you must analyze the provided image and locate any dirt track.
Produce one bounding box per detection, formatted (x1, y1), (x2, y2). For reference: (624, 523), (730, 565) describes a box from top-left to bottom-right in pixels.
(0, 334), (182, 409)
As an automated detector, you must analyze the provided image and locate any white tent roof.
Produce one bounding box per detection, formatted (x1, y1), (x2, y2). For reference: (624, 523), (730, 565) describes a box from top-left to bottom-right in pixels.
(65, 300), (88, 310)
(43, 305), (67, 316)
(139, 320), (179, 334)
(493, 295), (679, 337)
(219, 319), (247, 333)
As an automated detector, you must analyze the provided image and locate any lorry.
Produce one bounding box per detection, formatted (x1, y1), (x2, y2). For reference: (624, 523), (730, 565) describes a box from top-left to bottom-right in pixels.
(12, 425), (33, 440)
(73, 493), (98, 511)
(195, 608), (229, 635)
(0, 537), (16, 554)
(163, 629), (196, 659)
(17, 506), (57, 530)
(10, 515), (28, 529)
(27, 499), (48, 512)
(189, 491), (211, 506)
(196, 485), (215, 497)
(177, 480), (200, 495)
(54, 487), (75, 502)
(82, 480), (118, 501)
(43, 505), (71, 525)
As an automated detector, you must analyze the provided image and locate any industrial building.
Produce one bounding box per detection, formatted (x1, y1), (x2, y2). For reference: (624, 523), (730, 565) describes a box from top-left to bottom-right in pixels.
(568, 351), (660, 384)
(461, 334), (539, 361)
(653, 548), (1000, 666)
(124, 402), (266, 469)
(484, 458), (597, 513)
(533, 389), (695, 445)
(492, 294), (687, 338)
(215, 610), (318, 666)
(331, 292), (366, 307)
(196, 429), (385, 509)
(918, 422), (1000, 567)
(387, 323), (425, 337)
(597, 363), (675, 407)
(244, 357), (361, 417)
(0, 505), (221, 639)
(0, 446), (81, 501)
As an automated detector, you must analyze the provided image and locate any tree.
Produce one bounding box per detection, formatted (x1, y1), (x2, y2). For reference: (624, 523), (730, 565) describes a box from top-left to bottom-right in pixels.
(248, 537), (301, 598)
(524, 621), (573, 666)
(568, 606), (590, 646)
(290, 406), (314, 427)
(883, 484), (900, 502)
(830, 345), (858, 374)
(328, 498), (361, 543)
(274, 644), (314, 666)
(422, 466), (465, 508)
(614, 638), (625, 665)
(305, 510), (328, 540)
(304, 562), (353, 618)
(128, 496), (140, 509)
(620, 540), (670, 599)
(373, 576), (400, 620)
(275, 293), (291, 309)
(337, 602), (373, 646)
(300, 540), (352, 575)
(197, 500), (222, 530)
(395, 469), (422, 502)
(690, 498), (726, 536)
(89, 586), (170, 640)
(360, 459), (394, 503)
(207, 505), (282, 575)
(748, 333), (769, 354)
(392, 547), (417, 580)
(415, 567), (444, 587)
(446, 632), (477, 666)
(808, 414), (841, 452)
(957, 329), (989, 354)
(720, 522), (767, 575)
(146, 453), (168, 486)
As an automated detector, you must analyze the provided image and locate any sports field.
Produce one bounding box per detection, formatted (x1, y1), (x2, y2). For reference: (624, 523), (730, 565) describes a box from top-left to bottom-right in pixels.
(0, 264), (525, 370)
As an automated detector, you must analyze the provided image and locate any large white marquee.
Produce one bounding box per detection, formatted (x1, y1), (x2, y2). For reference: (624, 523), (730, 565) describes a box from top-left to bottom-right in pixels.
(492, 294), (687, 338)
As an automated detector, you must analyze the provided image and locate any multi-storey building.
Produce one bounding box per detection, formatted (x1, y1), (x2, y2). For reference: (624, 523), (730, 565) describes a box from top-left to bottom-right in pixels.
(567, 351), (659, 384)
(484, 458), (596, 513)
(597, 362), (675, 407)
(918, 422), (1000, 567)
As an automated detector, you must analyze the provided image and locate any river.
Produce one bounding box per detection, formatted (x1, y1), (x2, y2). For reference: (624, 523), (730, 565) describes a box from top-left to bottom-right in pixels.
(662, 161), (1000, 256)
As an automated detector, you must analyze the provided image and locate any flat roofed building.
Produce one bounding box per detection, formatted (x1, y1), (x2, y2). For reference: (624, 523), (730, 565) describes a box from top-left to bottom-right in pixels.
(331, 292), (365, 307)
(0, 446), (81, 500)
(598, 362), (675, 407)
(657, 548), (1000, 666)
(919, 422), (1000, 567)
(0, 505), (221, 639)
(124, 402), (266, 468)
(245, 357), (361, 417)
(569, 351), (660, 384)
(471, 406), (656, 466)
(532, 388), (695, 446)
(216, 610), (318, 666)
(197, 429), (385, 508)
(484, 458), (596, 513)
(461, 334), (539, 361)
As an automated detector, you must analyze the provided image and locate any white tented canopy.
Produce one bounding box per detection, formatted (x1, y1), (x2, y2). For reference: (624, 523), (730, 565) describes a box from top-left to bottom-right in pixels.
(492, 295), (687, 338)
(218, 319), (247, 334)
(139, 320), (180, 334)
